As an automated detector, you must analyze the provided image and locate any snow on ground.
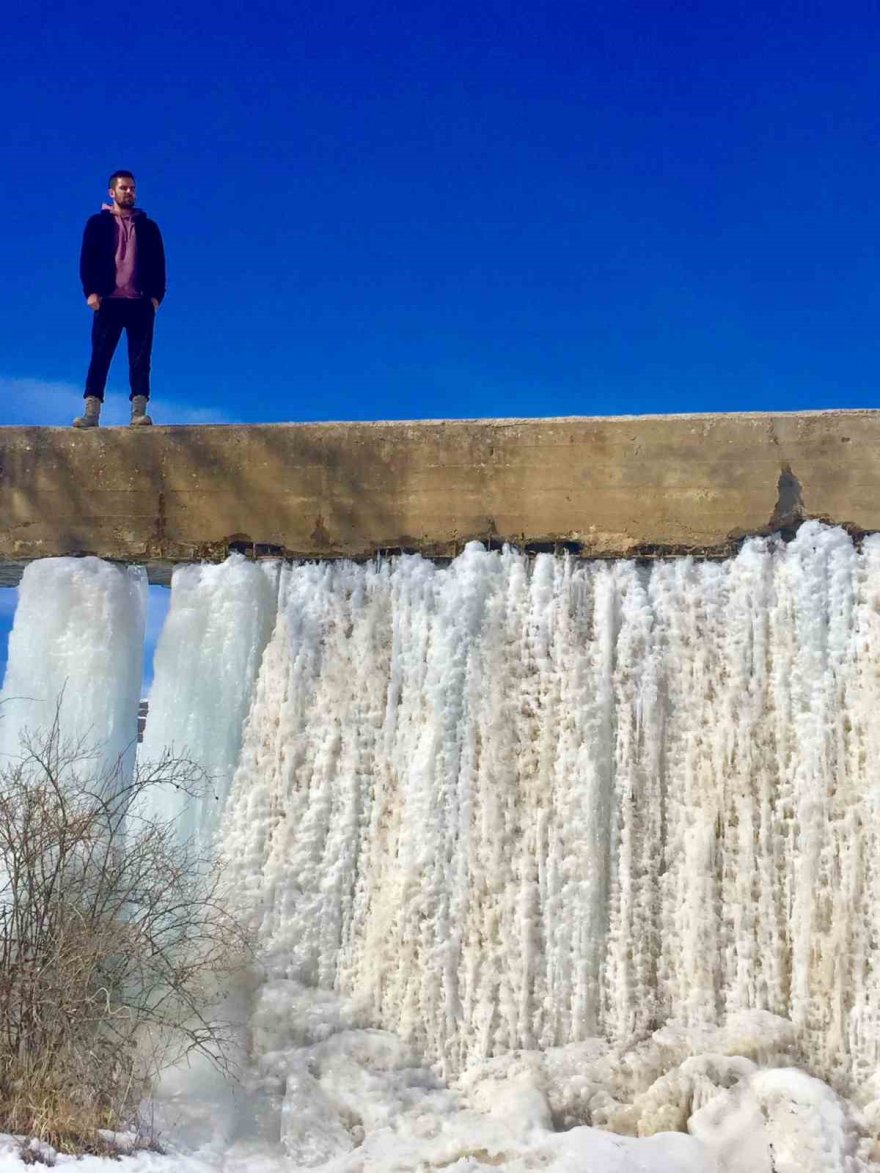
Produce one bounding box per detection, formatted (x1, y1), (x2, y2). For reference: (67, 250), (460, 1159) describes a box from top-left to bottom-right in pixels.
(0, 981), (876, 1172)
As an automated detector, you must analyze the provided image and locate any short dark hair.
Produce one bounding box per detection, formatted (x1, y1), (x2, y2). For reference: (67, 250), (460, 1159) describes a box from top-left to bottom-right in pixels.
(108, 170), (135, 189)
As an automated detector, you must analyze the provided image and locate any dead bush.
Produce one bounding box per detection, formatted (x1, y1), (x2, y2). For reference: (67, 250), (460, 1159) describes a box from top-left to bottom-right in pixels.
(0, 715), (248, 1152)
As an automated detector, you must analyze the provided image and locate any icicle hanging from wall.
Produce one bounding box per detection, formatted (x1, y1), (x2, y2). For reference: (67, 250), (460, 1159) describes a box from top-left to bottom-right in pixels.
(0, 556), (147, 784)
(137, 554), (279, 845)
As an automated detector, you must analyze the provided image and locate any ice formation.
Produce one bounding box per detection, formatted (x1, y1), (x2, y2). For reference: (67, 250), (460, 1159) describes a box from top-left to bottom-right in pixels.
(0, 556), (146, 781)
(216, 523), (880, 1099)
(137, 556), (279, 843)
(5, 525), (880, 1170)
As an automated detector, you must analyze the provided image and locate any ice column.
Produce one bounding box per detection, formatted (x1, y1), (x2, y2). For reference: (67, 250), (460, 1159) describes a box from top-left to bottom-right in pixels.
(137, 555), (279, 845)
(0, 556), (147, 783)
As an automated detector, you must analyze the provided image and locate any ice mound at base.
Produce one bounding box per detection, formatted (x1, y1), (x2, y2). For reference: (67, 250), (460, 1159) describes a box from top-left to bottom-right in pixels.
(12, 982), (870, 1172)
(244, 985), (871, 1172)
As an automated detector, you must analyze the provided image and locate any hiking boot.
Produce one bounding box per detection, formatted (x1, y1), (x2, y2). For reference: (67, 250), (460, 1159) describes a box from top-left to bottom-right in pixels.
(73, 396), (101, 428)
(130, 395), (153, 427)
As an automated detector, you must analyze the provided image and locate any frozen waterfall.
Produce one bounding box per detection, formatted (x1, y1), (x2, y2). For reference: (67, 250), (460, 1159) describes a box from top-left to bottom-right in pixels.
(214, 522), (880, 1092)
(4, 522), (880, 1106)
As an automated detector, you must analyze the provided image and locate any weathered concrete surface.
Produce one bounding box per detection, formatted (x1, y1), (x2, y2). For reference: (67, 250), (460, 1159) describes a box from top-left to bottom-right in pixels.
(0, 412), (875, 583)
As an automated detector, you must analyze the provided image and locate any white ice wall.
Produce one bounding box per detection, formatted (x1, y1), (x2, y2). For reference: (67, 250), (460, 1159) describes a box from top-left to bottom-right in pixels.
(214, 524), (880, 1093)
(0, 556), (147, 783)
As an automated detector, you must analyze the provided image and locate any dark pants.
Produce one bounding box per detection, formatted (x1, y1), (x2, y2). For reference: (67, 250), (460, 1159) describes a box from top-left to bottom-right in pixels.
(84, 298), (155, 401)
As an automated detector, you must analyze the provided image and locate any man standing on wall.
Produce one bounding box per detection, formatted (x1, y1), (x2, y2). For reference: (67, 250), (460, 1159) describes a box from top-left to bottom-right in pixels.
(75, 170), (166, 428)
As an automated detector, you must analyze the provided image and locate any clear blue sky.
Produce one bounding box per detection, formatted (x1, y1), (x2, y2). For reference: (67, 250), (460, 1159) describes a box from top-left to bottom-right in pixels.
(2, 0), (879, 428)
(1, 1), (878, 679)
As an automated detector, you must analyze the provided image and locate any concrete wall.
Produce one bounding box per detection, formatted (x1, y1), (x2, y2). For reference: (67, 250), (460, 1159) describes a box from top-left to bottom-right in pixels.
(0, 412), (875, 583)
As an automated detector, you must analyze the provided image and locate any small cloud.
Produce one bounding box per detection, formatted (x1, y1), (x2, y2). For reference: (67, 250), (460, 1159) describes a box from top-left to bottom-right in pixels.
(0, 375), (242, 427)
(0, 377), (83, 427)
(160, 399), (242, 426)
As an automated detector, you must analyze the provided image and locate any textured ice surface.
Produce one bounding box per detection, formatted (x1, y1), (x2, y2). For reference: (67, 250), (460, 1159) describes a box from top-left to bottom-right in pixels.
(0, 556), (146, 781)
(137, 556), (278, 844)
(220, 524), (880, 1098)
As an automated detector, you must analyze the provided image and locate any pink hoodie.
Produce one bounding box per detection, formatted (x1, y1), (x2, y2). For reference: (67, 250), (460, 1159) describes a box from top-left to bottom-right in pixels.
(102, 203), (140, 298)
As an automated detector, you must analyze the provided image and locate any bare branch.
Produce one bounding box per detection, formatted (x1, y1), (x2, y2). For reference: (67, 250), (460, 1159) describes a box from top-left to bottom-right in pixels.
(0, 720), (251, 1152)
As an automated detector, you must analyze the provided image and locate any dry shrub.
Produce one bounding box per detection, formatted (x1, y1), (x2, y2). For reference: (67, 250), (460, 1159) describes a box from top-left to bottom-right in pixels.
(0, 714), (248, 1152)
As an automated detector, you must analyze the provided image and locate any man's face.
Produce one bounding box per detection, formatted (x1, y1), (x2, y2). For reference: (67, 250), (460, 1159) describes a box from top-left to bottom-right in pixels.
(110, 178), (136, 209)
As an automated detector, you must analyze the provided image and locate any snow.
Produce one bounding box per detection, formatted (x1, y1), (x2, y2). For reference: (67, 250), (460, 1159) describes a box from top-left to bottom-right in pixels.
(3, 526), (880, 1170)
(0, 992), (872, 1170)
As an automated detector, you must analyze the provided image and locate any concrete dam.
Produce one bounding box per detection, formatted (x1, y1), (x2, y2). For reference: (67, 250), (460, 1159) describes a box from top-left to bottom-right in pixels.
(0, 410), (875, 581)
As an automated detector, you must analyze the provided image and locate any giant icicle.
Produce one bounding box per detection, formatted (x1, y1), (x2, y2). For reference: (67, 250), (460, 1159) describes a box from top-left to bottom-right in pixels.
(0, 556), (147, 783)
(137, 555), (279, 844)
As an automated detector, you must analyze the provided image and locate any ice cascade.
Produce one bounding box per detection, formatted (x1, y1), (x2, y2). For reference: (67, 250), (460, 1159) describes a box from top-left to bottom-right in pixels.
(202, 522), (880, 1094)
(5, 524), (880, 1160)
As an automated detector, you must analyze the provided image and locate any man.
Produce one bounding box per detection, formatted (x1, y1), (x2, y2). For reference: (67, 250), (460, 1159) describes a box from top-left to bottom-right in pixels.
(75, 170), (166, 428)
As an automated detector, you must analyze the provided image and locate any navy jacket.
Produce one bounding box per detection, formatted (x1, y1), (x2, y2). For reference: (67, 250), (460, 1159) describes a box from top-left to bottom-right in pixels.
(79, 209), (166, 303)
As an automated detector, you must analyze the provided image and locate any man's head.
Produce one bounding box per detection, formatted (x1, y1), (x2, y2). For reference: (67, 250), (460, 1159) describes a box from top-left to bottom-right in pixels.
(108, 171), (136, 210)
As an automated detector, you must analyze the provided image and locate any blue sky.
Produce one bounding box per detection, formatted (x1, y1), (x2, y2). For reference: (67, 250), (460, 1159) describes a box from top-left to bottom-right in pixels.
(3, 1), (880, 427)
(1, 0), (879, 678)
